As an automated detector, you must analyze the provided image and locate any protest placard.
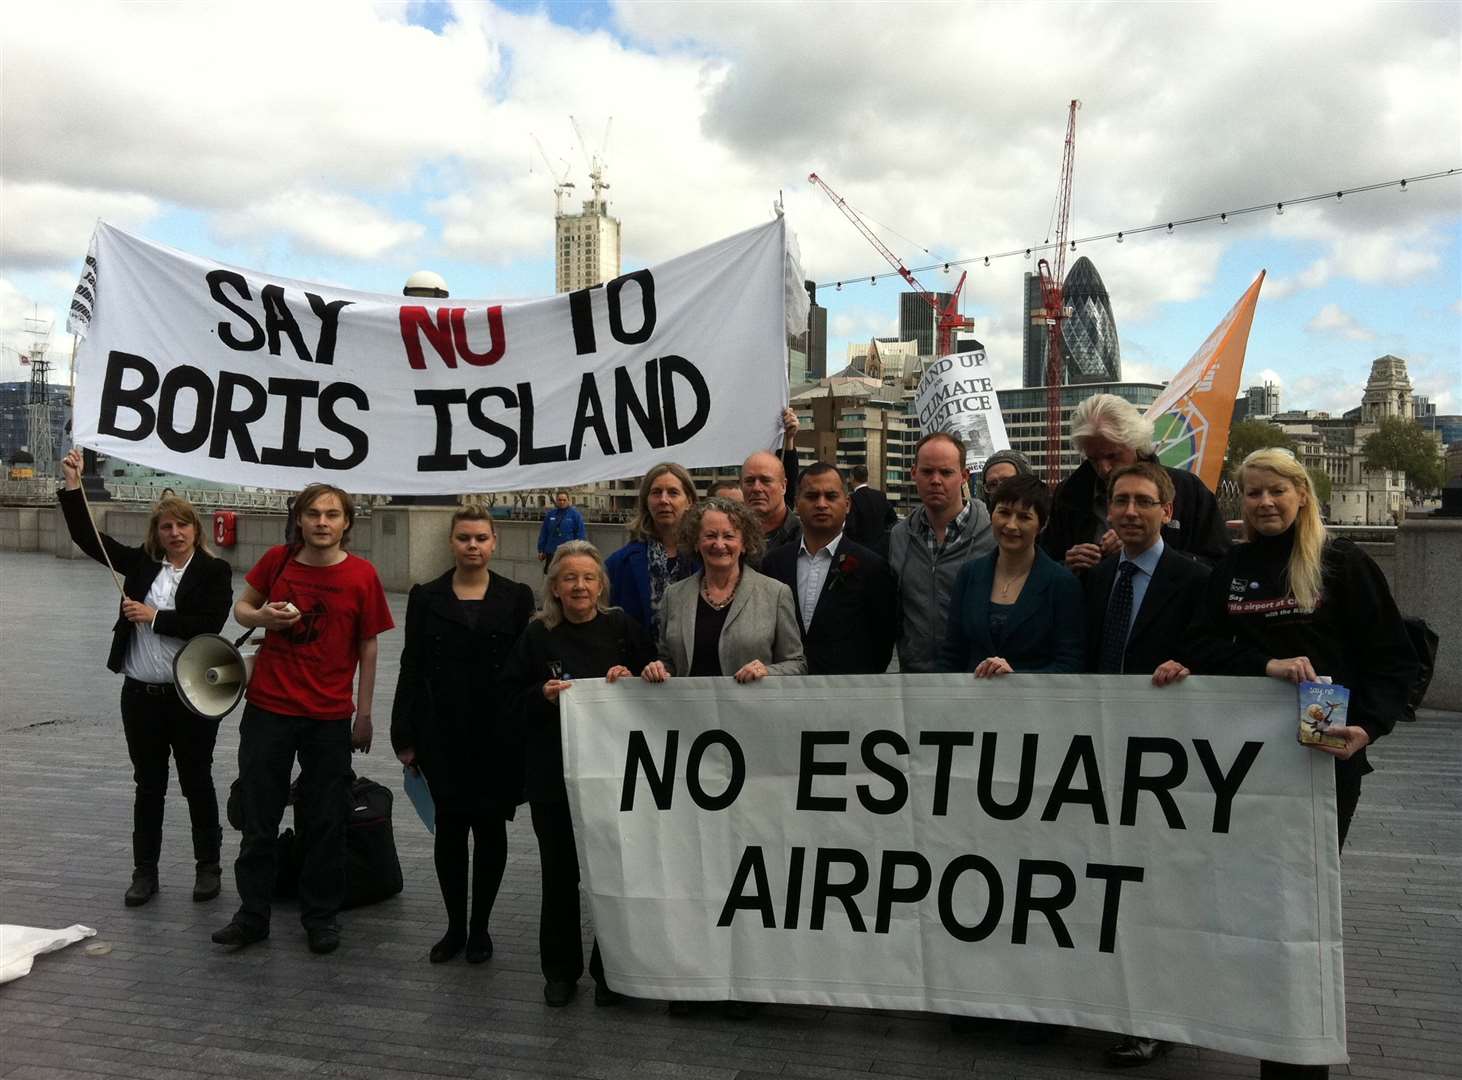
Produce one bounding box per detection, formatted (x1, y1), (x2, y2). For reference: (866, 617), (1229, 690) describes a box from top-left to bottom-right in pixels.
(562, 674), (1345, 1066)
(69, 219), (791, 493)
(912, 349), (1010, 471)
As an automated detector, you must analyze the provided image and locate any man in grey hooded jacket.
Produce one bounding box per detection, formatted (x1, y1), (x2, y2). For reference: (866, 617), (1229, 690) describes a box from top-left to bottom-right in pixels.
(887, 432), (995, 673)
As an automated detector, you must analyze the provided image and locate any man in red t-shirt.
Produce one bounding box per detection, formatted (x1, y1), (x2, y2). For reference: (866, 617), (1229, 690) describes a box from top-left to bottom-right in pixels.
(212, 484), (394, 955)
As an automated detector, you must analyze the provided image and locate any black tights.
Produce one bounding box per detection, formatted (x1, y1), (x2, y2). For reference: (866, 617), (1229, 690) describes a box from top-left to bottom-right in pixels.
(433, 810), (507, 938)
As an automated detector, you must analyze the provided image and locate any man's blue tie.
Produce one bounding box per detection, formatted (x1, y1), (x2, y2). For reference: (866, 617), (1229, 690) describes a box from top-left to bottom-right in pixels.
(1100, 562), (1139, 674)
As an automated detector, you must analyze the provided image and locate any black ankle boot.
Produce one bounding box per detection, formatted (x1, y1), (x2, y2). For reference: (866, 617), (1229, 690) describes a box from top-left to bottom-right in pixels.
(193, 862), (222, 902)
(124, 868), (158, 907)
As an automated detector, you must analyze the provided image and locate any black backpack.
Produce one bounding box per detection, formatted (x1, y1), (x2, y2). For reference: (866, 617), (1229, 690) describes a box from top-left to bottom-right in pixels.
(1401, 616), (1440, 721)
(230, 772), (404, 910)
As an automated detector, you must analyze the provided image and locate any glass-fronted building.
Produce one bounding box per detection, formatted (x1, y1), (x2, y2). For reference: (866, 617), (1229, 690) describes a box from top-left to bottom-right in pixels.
(1022, 258), (1121, 387)
(1060, 257), (1120, 384)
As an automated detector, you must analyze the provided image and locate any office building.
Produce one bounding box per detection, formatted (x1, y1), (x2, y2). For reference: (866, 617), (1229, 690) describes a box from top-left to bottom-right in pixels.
(1022, 257), (1121, 387)
(1246, 381), (1281, 418)
(899, 291), (956, 358)
(0, 381), (70, 468)
(555, 196), (621, 293)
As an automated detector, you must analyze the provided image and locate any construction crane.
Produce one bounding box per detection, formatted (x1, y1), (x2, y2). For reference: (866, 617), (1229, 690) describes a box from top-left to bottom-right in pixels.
(530, 134), (576, 216)
(807, 172), (973, 358)
(570, 114), (613, 204)
(1036, 99), (1081, 483)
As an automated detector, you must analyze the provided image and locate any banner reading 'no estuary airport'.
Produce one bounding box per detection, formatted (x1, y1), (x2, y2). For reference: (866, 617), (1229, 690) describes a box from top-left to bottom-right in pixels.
(562, 674), (1348, 1067)
(67, 219), (791, 493)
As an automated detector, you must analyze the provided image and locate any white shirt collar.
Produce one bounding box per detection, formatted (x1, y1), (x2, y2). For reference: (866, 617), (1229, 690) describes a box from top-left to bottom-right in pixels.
(799, 531), (844, 560)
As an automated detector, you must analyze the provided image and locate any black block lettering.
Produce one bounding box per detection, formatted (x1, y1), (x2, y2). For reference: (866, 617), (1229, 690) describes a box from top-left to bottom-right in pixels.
(316, 383), (369, 469)
(206, 270), (263, 352)
(875, 850), (931, 933)
(810, 848), (868, 931)
(97, 351), (158, 441)
(620, 730), (678, 811)
(857, 730), (909, 815)
(686, 730), (744, 811)
(1120, 737), (1189, 830)
(156, 366), (214, 453)
(797, 731), (849, 811)
(1013, 860), (1077, 948)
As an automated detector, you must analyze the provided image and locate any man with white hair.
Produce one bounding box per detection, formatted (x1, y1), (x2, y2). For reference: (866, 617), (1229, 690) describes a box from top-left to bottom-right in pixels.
(1041, 393), (1228, 571)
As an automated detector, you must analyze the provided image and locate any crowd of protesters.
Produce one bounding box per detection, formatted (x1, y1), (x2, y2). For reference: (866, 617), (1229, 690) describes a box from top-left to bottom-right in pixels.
(60, 391), (1419, 1080)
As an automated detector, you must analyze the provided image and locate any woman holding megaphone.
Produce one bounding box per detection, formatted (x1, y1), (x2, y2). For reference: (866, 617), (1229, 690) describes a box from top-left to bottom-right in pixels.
(58, 448), (233, 908)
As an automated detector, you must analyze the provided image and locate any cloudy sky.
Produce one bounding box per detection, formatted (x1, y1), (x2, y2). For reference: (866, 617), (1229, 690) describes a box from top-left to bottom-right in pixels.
(3, 1), (1459, 418)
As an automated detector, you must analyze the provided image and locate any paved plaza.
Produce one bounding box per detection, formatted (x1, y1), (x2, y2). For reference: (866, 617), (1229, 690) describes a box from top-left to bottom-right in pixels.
(1, 549), (1458, 1080)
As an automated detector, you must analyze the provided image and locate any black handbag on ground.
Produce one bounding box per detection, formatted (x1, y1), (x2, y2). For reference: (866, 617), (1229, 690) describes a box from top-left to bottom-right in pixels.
(228, 772), (404, 909)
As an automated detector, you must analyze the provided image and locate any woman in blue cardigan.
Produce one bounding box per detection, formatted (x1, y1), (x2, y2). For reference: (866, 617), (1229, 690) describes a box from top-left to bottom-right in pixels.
(939, 473), (1083, 676)
(604, 463), (698, 640)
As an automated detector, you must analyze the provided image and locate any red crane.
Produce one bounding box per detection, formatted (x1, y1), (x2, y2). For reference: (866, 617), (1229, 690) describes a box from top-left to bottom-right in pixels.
(807, 173), (973, 358)
(1036, 99), (1081, 483)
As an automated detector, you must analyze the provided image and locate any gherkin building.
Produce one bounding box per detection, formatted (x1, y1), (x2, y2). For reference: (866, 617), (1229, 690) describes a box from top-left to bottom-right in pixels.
(1060, 256), (1120, 384)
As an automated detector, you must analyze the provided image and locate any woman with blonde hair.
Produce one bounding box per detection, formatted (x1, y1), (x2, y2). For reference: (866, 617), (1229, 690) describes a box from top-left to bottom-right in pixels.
(1174, 448), (1418, 1080)
(501, 540), (654, 1008)
(57, 448), (233, 908)
(604, 463), (698, 638)
(1189, 448), (1416, 844)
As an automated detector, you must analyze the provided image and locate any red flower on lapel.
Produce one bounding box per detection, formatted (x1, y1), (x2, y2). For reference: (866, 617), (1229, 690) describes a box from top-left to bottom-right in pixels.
(827, 551), (860, 591)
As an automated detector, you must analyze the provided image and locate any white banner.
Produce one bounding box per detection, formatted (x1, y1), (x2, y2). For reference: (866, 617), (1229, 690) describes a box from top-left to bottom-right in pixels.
(913, 350), (1009, 471)
(70, 219), (791, 493)
(562, 675), (1346, 1066)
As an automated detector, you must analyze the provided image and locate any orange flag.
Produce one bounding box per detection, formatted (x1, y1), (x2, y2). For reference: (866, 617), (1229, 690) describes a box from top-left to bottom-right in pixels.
(1146, 270), (1265, 491)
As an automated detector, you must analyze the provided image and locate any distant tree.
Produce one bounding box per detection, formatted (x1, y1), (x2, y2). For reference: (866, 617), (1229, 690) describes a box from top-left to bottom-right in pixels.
(1310, 469), (1332, 507)
(1362, 417), (1446, 497)
(1223, 420), (1296, 479)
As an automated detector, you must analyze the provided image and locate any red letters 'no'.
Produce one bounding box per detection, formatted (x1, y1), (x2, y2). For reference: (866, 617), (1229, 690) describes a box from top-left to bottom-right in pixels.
(400, 306), (506, 369)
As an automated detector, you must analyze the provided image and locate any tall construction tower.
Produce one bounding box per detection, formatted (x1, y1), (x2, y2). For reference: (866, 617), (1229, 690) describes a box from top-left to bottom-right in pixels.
(554, 116), (620, 293)
(24, 315), (60, 479)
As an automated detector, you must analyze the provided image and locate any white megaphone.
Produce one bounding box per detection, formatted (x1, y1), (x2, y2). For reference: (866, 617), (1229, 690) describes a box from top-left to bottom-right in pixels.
(173, 631), (259, 719)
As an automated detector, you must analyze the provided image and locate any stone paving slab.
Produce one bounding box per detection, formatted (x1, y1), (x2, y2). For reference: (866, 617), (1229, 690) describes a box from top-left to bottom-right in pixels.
(1, 549), (1459, 1079)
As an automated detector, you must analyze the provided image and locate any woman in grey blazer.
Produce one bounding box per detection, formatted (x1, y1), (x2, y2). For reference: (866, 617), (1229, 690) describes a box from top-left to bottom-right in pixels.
(642, 497), (805, 682)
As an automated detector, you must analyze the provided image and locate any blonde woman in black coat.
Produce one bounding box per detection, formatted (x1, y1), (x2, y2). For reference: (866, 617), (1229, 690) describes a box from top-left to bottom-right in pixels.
(391, 507), (534, 965)
(58, 448), (233, 908)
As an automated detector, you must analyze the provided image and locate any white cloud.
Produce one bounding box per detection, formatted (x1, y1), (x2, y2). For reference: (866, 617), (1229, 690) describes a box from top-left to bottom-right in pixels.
(212, 191), (425, 262)
(0, 0), (1456, 396)
(1255, 368), (1284, 387)
(1306, 303), (1375, 341)
(1288, 370), (1367, 416)
(1264, 260), (1332, 301)
(0, 181), (158, 270)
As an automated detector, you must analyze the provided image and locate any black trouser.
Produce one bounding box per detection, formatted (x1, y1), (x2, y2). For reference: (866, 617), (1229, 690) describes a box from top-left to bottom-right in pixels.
(530, 799), (603, 984)
(1257, 765), (1364, 1080)
(434, 809), (507, 938)
(231, 704), (351, 932)
(119, 680), (222, 873)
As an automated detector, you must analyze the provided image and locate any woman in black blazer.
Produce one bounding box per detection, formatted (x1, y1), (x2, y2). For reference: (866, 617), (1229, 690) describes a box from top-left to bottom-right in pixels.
(939, 474), (1084, 676)
(391, 506), (534, 966)
(57, 449), (233, 908)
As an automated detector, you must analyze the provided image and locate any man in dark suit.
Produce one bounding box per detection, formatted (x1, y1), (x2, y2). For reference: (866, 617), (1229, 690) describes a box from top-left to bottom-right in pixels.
(1084, 461), (1210, 680)
(845, 464), (897, 557)
(761, 463), (897, 675)
(1085, 461), (1209, 1068)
